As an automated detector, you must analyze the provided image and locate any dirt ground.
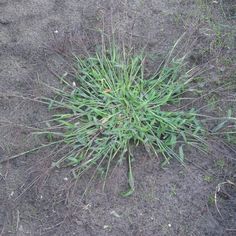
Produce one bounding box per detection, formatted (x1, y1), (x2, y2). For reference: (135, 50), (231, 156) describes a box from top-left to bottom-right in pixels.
(0, 0), (236, 235)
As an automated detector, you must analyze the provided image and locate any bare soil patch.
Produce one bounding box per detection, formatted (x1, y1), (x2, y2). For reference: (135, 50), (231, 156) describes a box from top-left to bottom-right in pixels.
(0, 0), (235, 235)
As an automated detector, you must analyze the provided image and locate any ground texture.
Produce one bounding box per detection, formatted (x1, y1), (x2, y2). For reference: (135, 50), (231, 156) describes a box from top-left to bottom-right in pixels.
(0, 0), (236, 235)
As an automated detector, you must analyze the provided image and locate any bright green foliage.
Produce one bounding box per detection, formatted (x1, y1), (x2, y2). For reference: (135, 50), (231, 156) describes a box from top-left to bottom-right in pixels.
(44, 45), (204, 195)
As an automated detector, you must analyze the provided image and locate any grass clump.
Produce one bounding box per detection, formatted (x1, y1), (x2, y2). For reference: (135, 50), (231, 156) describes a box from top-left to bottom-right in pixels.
(45, 44), (204, 195)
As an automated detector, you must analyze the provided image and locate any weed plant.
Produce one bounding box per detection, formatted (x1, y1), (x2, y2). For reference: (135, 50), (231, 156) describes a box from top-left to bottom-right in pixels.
(43, 44), (205, 195)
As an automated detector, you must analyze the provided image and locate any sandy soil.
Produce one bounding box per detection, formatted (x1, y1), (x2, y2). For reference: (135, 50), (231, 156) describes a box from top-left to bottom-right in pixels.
(0, 0), (235, 235)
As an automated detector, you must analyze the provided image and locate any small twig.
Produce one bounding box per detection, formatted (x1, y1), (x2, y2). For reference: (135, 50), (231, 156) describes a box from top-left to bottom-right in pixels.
(14, 175), (41, 201)
(214, 180), (236, 218)
(43, 221), (64, 231)
(220, 0), (227, 19)
(0, 92), (47, 104)
(0, 141), (63, 164)
(16, 210), (20, 232)
(0, 224), (4, 236)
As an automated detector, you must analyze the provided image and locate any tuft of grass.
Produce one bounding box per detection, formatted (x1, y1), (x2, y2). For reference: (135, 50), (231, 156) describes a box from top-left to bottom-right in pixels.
(208, 194), (215, 205)
(203, 175), (213, 183)
(42, 44), (205, 195)
(216, 159), (225, 169)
